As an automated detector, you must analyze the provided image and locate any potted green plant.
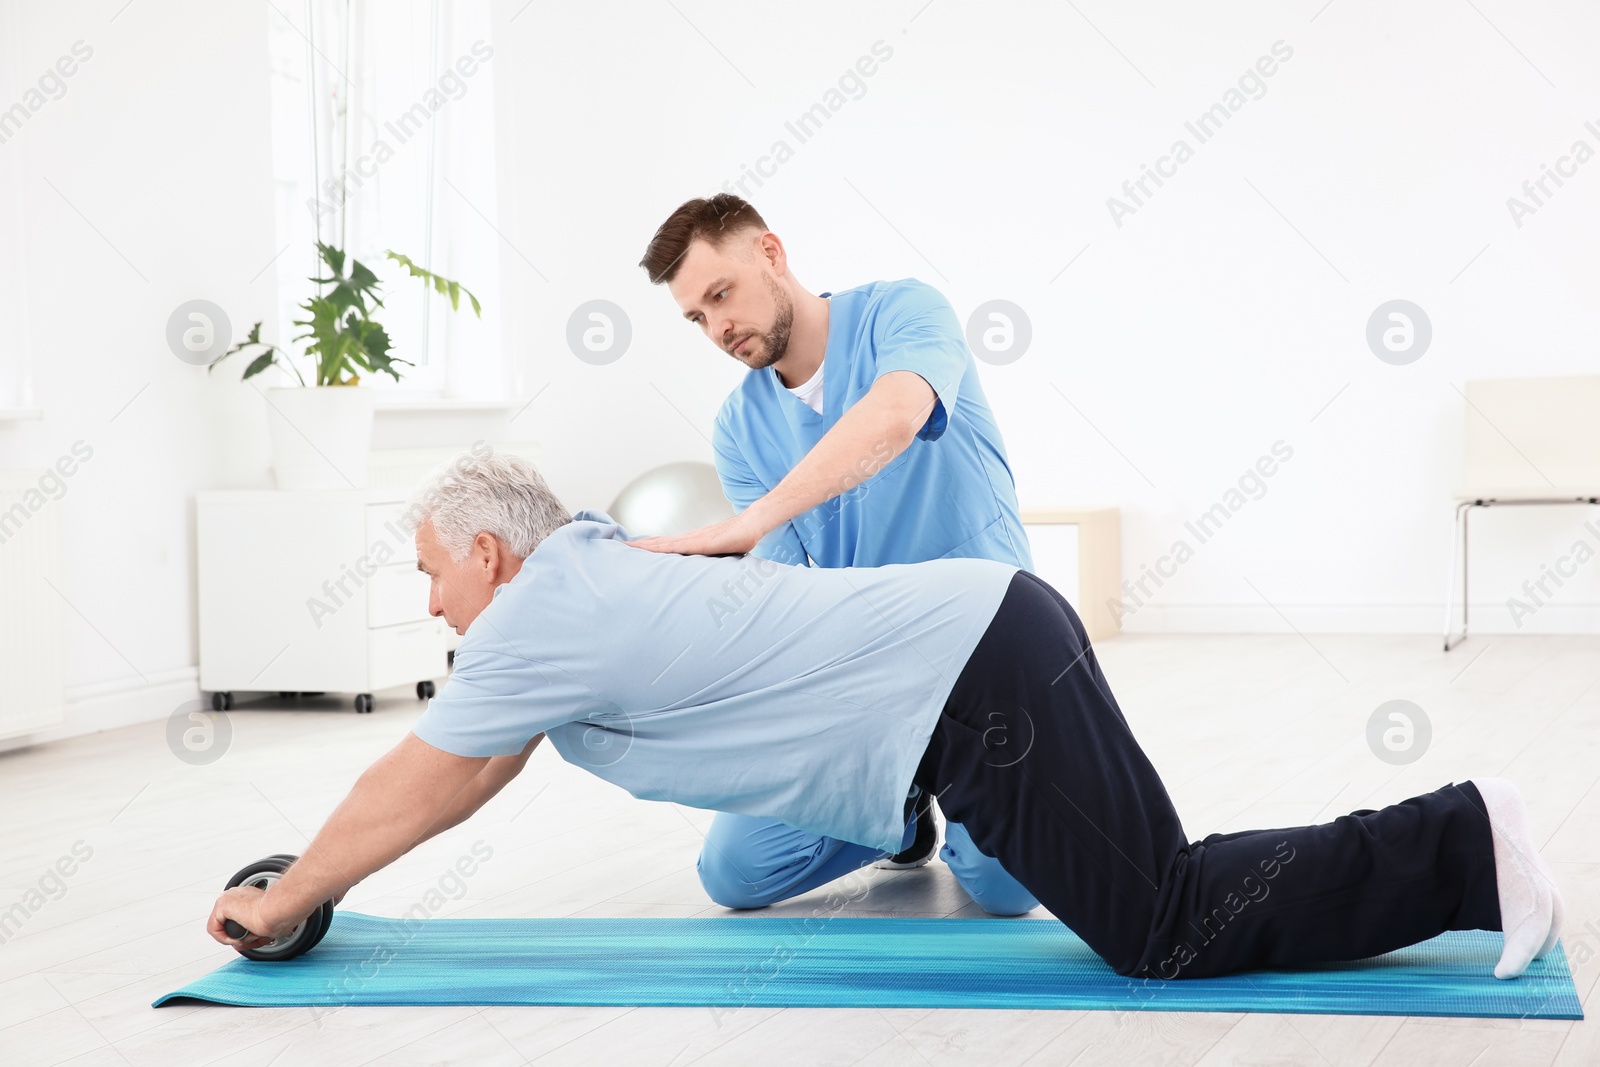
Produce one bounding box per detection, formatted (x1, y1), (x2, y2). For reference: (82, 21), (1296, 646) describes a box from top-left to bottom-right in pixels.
(214, 243), (480, 489)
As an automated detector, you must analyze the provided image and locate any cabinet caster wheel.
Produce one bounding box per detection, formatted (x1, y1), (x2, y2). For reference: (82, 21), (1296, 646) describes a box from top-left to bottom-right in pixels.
(212, 692), (234, 711)
(221, 854), (336, 961)
(416, 680), (436, 700)
(354, 693), (374, 714)
(278, 691), (297, 701)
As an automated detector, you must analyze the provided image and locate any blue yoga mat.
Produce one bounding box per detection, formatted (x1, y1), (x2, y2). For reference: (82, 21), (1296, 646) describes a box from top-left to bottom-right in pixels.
(154, 913), (1583, 1019)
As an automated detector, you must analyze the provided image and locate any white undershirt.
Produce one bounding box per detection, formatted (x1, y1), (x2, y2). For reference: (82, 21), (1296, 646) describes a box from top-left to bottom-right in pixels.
(785, 361), (825, 415)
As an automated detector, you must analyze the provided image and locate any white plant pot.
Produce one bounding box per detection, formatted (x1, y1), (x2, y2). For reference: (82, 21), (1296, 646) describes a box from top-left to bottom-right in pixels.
(264, 386), (376, 490)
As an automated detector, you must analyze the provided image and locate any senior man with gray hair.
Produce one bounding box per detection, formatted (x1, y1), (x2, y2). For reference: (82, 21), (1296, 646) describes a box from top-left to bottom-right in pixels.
(209, 451), (1563, 981)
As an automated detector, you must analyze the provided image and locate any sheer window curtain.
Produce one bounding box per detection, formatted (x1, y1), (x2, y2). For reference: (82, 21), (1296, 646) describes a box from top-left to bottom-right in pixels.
(265, 0), (503, 399)
(0, 0), (36, 411)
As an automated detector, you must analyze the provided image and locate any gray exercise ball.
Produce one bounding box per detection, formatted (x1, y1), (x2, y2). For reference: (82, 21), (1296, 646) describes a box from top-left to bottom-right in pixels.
(608, 461), (734, 538)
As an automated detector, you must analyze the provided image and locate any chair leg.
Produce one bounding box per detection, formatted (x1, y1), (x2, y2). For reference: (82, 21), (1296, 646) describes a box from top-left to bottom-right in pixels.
(1463, 504), (1471, 641)
(1443, 501), (1473, 651)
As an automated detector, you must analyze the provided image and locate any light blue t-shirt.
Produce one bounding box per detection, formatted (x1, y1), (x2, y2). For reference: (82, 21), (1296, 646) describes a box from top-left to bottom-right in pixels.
(713, 278), (1034, 571)
(411, 511), (1017, 851)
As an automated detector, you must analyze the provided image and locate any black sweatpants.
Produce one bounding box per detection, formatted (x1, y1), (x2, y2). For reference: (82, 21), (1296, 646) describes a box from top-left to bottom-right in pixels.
(914, 571), (1503, 979)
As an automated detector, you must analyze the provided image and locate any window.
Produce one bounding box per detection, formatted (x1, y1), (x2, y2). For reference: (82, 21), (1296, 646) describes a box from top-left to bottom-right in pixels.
(265, 0), (502, 397)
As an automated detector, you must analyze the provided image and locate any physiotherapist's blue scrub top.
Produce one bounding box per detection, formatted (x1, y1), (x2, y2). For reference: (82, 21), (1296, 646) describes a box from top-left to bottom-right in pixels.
(712, 278), (1034, 571)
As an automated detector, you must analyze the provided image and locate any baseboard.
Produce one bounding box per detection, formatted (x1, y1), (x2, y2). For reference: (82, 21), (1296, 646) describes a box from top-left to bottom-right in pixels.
(1117, 602), (1600, 635)
(0, 666), (199, 754)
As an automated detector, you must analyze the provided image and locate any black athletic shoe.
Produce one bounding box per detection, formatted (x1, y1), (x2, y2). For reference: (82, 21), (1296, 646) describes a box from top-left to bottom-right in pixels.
(877, 789), (939, 869)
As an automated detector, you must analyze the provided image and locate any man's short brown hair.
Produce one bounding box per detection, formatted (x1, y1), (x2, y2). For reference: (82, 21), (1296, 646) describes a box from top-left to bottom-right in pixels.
(639, 194), (769, 285)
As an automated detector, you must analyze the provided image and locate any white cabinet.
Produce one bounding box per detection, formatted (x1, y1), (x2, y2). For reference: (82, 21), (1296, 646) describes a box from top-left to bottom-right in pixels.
(197, 489), (449, 712)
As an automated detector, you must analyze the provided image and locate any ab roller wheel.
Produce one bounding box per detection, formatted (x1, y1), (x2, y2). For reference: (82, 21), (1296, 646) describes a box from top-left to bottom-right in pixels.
(221, 854), (337, 961)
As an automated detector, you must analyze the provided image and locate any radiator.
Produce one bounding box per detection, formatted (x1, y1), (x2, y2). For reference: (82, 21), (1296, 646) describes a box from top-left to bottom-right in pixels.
(0, 470), (66, 739)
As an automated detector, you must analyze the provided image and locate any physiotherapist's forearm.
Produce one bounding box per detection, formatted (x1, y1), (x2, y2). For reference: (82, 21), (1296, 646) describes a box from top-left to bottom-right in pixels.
(743, 371), (935, 534)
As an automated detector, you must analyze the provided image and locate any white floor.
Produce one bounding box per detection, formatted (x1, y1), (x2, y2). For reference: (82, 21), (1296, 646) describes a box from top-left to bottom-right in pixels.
(1, 633), (1596, 1067)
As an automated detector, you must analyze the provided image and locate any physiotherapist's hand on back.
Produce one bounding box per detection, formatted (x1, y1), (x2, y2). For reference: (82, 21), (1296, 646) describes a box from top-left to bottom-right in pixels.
(627, 372), (934, 558)
(626, 509), (766, 557)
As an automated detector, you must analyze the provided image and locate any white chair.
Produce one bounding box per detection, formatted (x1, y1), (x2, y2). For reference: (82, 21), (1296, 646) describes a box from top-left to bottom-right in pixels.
(1444, 376), (1600, 650)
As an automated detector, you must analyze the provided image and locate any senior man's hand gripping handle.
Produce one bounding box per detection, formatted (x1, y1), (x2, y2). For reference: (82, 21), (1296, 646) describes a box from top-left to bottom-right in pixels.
(208, 732), (541, 949)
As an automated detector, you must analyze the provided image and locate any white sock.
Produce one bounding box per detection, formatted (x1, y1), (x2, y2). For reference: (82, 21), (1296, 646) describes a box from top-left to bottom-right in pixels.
(1471, 778), (1562, 979)
(1540, 865), (1566, 960)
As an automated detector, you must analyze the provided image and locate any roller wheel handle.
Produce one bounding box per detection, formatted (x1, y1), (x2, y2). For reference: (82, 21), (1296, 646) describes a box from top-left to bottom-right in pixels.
(221, 854), (334, 961)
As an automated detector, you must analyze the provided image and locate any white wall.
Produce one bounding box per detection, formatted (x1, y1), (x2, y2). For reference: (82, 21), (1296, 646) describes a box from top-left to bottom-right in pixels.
(0, 0), (279, 744)
(490, 0), (1600, 635)
(2, 1), (1598, 754)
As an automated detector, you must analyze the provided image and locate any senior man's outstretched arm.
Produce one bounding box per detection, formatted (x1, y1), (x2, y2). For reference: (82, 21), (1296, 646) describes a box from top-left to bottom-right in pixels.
(206, 733), (492, 950)
(413, 733), (543, 848)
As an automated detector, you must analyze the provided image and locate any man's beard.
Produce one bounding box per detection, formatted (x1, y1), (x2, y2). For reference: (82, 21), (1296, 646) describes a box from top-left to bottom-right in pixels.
(732, 276), (794, 369)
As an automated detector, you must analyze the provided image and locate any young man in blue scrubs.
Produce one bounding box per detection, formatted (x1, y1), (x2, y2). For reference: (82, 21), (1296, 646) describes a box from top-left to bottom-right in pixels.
(632, 194), (1037, 915)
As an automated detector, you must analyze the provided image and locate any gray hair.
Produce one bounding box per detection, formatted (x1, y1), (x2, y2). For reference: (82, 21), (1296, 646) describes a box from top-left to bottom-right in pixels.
(407, 447), (571, 561)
